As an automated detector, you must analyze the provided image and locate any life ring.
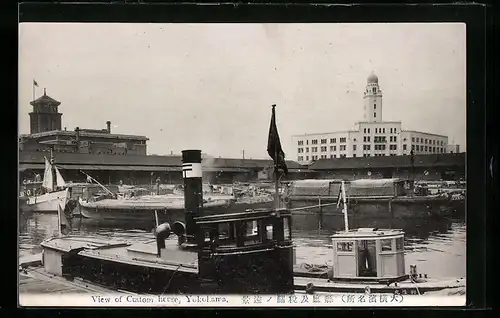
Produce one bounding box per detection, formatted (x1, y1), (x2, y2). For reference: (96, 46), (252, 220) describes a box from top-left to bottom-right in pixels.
(26, 189), (31, 196)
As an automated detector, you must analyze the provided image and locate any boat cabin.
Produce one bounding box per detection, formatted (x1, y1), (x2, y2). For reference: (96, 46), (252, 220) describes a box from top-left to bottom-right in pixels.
(331, 228), (406, 281)
(349, 178), (409, 198)
(195, 208), (295, 294)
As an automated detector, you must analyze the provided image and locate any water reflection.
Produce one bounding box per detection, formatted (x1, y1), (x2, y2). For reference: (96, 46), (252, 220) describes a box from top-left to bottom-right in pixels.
(18, 212), (466, 278)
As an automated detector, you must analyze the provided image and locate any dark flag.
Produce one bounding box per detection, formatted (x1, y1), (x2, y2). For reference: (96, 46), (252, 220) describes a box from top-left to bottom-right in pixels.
(267, 105), (288, 175)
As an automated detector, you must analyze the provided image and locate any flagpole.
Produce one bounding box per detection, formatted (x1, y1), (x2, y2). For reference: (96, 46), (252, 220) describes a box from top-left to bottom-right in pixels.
(272, 104), (280, 210)
(32, 80), (35, 102)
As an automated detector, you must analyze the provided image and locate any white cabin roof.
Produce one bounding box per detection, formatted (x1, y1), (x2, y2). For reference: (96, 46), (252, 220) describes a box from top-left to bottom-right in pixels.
(331, 228), (404, 240)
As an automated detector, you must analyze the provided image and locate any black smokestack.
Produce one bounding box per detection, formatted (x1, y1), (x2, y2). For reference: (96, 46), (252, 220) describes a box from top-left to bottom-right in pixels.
(75, 127), (80, 148)
(182, 149), (203, 247)
(106, 121), (111, 133)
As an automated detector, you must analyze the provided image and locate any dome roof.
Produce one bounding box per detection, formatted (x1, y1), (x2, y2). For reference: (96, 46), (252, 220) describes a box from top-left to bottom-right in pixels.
(367, 73), (378, 84)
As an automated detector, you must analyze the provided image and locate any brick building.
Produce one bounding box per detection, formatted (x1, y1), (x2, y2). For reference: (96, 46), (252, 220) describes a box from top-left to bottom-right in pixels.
(20, 90), (148, 155)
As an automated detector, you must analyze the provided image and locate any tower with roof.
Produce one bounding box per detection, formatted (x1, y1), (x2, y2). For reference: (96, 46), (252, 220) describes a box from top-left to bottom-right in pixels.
(363, 72), (383, 122)
(29, 88), (62, 134)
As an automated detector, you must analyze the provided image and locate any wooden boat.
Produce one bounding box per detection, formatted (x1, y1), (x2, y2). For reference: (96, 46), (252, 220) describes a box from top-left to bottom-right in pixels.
(20, 152), (70, 213)
(75, 185), (273, 225)
(36, 149), (295, 294)
(285, 178), (452, 223)
(293, 181), (465, 295)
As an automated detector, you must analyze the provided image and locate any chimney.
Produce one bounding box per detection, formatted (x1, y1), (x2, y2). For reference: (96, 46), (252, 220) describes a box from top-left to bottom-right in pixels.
(75, 127), (80, 151)
(75, 127), (80, 142)
(106, 121), (111, 133)
(182, 149), (203, 248)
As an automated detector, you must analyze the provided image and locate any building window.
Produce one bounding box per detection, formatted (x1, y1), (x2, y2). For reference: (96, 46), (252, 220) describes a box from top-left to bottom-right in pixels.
(333, 154), (337, 158)
(383, 128), (386, 133)
(298, 156), (303, 161)
(372, 87), (376, 93)
(330, 155), (334, 159)
(403, 144), (407, 150)
(298, 140), (304, 146)
(412, 137), (415, 142)
(305, 147), (309, 152)
(412, 145), (415, 150)
(330, 138), (335, 143)
(363, 144), (371, 151)
(353, 145), (357, 151)
(363, 128), (366, 133)
(374, 104), (377, 110)
(306, 140), (309, 145)
(363, 136), (366, 142)
(340, 145), (346, 151)
(321, 139), (327, 144)
(330, 146), (334, 151)
(306, 156), (309, 160)
(367, 128), (370, 133)
(298, 148), (303, 153)
(312, 139), (318, 145)
(353, 154), (357, 157)
(390, 128), (393, 133)
(390, 145), (397, 150)
(424, 146), (428, 151)
(312, 147), (318, 152)
(374, 112), (376, 118)
(367, 136), (371, 142)
(389, 136), (393, 142)
(393, 136), (397, 142)
(340, 137), (347, 143)
(321, 146), (327, 152)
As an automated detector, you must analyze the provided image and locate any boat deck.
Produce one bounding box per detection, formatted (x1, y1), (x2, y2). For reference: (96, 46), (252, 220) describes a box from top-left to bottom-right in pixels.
(80, 239), (199, 273)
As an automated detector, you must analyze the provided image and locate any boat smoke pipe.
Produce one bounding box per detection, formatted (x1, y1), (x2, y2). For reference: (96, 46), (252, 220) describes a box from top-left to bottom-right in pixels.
(106, 121), (111, 133)
(182, 149), (203, 247)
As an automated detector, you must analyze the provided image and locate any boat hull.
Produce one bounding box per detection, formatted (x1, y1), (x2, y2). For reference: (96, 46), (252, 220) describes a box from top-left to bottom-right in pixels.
(20, 190), (69, 213)
(76, 198), (273, 226)
(294, 276), (465, 295)
(286, 195), (452, 231)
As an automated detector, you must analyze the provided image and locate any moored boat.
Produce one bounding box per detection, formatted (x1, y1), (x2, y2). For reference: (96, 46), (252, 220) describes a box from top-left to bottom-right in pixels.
(284, 178), (452, 231)
(293, 181), (465, 295)
(20, 152), (71, 213)
(36, 149), (295, 294)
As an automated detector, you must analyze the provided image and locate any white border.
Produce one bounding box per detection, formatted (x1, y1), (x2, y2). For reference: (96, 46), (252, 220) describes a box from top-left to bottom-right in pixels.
(19, 294), (466, 307)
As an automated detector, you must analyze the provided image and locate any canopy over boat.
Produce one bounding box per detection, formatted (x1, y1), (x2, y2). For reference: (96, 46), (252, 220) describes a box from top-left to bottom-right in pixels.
(288, 179), (346, 197)
(349, 178), (408, 197)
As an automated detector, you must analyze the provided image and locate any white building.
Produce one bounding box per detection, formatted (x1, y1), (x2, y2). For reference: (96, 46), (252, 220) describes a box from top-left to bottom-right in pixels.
(292, 73), (451, 164)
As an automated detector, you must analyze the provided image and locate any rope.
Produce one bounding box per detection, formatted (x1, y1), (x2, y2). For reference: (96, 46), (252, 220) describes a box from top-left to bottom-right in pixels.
(161, 264), (181, 296)
(409, 275), (422, 295)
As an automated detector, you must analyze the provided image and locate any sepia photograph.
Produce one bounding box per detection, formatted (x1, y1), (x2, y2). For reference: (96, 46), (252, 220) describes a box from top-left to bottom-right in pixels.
(18, 22), (466, 307)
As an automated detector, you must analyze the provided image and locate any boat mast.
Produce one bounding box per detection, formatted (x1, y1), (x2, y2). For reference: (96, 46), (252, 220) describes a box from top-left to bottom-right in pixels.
(273, 105), (280, 211)
(341, 180), (349, 232)
(50, 148), (56, 191)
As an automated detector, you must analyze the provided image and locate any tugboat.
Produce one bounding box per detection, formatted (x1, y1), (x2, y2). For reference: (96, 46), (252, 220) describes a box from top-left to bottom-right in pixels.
(293, 181), (466, 295)
(38, 150), (295, 294)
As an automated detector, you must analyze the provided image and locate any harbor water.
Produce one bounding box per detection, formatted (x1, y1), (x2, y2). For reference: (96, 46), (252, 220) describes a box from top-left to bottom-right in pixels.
(18, 212), (466, 280)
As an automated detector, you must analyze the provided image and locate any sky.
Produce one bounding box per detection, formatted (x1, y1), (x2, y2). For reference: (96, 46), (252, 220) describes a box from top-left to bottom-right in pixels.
(19, 23), (466, 159)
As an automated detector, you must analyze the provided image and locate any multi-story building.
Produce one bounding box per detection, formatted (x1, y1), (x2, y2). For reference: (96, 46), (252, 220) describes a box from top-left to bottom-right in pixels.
(292, 73), (451, 164)
(19, 90), (149, 155)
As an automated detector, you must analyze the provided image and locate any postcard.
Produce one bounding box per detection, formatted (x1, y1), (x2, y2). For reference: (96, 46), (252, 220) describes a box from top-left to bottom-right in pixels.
(18, 21), (466, 307)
